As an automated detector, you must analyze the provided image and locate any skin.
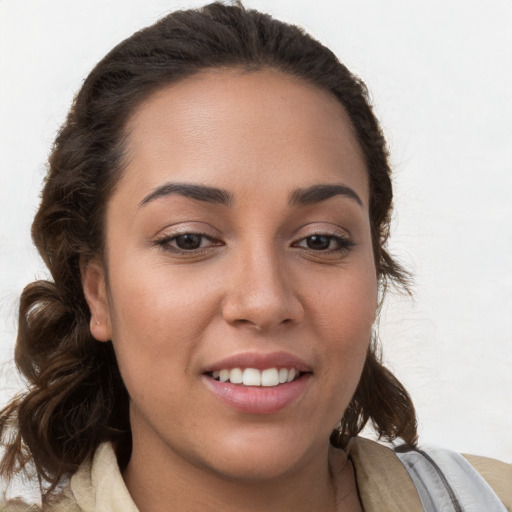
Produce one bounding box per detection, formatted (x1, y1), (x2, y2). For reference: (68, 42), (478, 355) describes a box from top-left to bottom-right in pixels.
(83, 69), (376, 511)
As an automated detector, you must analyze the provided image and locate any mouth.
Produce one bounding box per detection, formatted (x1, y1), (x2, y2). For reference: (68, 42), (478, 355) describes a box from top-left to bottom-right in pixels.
(206, 367), (304, 387)
(202, 352), (312, 414)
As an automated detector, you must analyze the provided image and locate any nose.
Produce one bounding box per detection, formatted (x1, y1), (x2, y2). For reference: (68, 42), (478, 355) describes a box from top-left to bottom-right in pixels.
(221, 246), (304, 331)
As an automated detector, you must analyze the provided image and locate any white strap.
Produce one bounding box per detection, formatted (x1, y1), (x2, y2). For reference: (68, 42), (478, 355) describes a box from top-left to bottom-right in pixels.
(396, 445), (506, 512)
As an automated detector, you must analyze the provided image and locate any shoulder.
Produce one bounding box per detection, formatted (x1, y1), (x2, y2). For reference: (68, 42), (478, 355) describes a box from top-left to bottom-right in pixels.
(42, 442), (137, 512)
(463, 453), (512, 510)
(0, 490), (82, 512)
(344, 437), (512, 512)
(41, 491), (82, 512)
(1, 500), (40, 511)
(341, 437), (425, 511)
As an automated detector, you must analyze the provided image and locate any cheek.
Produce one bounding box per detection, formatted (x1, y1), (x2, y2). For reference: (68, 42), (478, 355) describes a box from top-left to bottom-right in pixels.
(107, 257), (220, 336)
(306, 265), (377, 386)
(104, 261), (222, 392)
(308, 261), (377, 334)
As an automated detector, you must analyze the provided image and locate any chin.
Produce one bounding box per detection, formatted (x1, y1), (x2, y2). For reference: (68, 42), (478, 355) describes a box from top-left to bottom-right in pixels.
(195, 425), (327, 483)
(206, 450), (308, 483)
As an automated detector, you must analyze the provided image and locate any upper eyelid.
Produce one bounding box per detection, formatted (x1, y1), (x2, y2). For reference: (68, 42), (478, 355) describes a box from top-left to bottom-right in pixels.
(292, 220), (351, 233)
(152, 221), (353, 242)
(292, 225), (352, 241)
(156, 230), (214, 239)
(152, 221), (220, 238)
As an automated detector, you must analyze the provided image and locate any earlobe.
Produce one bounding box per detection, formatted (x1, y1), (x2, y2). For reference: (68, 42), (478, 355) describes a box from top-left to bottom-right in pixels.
(81, 259), (112, 342)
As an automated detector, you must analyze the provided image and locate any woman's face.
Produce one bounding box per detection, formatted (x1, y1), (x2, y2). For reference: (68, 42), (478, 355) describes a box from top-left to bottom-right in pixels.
(85, 69), (377, 482)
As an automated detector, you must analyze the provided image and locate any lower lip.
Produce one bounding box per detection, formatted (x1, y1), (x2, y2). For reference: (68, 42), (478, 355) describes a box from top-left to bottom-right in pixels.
(203, 374), (311, 414)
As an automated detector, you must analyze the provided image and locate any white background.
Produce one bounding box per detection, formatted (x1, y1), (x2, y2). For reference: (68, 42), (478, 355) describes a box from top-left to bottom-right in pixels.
(1, 0), (511, 466)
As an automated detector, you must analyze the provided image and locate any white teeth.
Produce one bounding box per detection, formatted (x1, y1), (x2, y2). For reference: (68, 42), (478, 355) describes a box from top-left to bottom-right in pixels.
(261, 368), (279, 387)
(211, 367), (301, 387)
(229, 368), (243, 384)
(243, 368), (261, 386)
(286, 368), (296, 383)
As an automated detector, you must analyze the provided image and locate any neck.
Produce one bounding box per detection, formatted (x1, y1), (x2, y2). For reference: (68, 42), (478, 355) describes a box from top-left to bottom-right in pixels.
(122, 435), (347, 512)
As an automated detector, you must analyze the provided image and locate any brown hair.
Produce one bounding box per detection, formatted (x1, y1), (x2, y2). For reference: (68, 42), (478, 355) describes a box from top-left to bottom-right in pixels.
(0, 1), (416, 497)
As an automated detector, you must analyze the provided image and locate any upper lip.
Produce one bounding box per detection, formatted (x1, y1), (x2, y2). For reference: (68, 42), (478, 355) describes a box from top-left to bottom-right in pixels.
(204, 351), (312, 373)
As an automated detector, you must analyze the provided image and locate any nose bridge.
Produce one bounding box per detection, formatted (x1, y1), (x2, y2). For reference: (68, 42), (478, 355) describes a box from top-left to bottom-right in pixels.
(222, 237), (303, 329)
(243, 243), (286, 301)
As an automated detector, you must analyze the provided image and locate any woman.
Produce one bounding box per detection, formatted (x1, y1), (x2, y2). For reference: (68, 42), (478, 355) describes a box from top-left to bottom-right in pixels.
(1, 3), (510, 511)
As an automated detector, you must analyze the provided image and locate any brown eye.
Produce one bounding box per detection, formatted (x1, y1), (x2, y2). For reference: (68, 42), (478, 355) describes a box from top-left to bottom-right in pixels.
(293, 234), (355, 253)
(306, 235), (331, 250)
(174, 234), (203, 250)
(155, 232), (222, 254)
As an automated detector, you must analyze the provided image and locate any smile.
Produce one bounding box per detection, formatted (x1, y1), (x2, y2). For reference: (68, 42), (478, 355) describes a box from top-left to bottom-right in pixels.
(208, 367), (302, 387)
(203, 352), (312, 414)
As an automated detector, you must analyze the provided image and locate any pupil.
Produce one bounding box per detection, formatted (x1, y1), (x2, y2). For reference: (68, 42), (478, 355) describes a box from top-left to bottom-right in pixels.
(307, 235), (330, 250)
(176, 234), (201, 250)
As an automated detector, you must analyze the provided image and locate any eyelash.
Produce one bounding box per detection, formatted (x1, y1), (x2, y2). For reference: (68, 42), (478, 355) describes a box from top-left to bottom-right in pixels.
(154, 232), (354, 255)
(292, 234), (355, 254)
(154, 232), (220, 254)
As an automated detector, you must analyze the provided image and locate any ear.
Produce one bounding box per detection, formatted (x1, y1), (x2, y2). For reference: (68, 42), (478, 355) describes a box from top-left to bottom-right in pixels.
(81, 259), (112, 342)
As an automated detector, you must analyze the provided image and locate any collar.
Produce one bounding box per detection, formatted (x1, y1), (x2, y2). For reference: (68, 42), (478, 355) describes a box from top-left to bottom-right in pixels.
(344, 437), (423, 511)
(67, 438), (423, 512)
(68, 443), (138, 512)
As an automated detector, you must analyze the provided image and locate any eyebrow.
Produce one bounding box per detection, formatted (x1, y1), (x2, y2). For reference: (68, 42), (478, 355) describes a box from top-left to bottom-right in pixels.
(139, 181), (362, 209)
(289, 184), (363, 208)
(139, 182), (232, 207)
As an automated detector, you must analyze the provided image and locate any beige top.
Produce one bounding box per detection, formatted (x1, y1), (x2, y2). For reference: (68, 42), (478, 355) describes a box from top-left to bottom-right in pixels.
(23, 438), (511, 511)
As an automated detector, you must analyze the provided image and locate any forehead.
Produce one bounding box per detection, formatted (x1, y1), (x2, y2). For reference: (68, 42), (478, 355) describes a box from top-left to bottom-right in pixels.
(119, 68), (368, 206)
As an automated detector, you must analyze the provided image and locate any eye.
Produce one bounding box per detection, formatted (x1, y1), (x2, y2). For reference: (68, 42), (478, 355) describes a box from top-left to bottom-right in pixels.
(303, 235), (333, 250)
(293, 234), (354, 252)
(173, 233), (206, 250)
(155, 232), (219, 252)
